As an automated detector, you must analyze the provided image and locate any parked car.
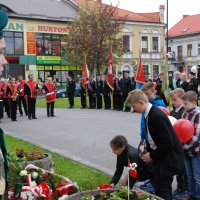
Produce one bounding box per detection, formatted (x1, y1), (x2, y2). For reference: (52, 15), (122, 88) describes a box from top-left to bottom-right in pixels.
(56, 83), (80, 98)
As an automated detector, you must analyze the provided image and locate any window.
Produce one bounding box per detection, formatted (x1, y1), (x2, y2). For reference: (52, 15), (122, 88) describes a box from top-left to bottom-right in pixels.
(152, 37), (159, 52)
(4, 31), (24, 55)
(142, 36), (148, 52)
(198, 44), (200, 55)
(177, 46), (182, 61)
(122, 35), (130, 53)
(142, 65), (149, 75)
(153, 65), (159, 75)
(187, 44), (192, 57)
(36, 33), (61, 55)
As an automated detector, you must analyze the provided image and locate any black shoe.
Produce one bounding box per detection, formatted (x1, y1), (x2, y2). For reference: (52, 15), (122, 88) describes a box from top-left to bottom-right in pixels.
(20, 113), (23, 116)
(51, 115), (56, 117)
(12, 119), (17, 121)
(32, 117), (37, 119)
(28, 116), (31, 120)
(47, 115), (50, 117)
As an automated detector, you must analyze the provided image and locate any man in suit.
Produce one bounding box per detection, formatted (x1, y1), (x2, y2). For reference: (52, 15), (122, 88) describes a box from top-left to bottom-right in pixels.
(88, 75), (96, 109)
(24, 74), (39, 120)
(179, 72), (188, 92)
(125, 89), (184, 200)
(122, 71), (132, 112)
(79, 76), (87, 109)
(114, 71), (123, 111)
(145, 72), (152, 83)
(170, 71), (181, 90)
(96, 74), (103, 109)
(66, 75), (76, 109)
(103, 75), (112, 110)
(188, 71), (198, 95)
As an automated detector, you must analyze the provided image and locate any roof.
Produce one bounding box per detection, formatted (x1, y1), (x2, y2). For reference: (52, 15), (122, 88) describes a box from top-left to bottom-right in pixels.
(168, 14), (200, 38)
(0, 0), (79, 21)
(74, 0), (161, 23)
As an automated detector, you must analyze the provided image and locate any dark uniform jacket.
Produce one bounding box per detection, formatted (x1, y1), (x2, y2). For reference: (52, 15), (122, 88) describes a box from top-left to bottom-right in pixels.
(88, 80), (96, 96)
(147, 106), (184, 177)
(122, 77), (132, 95)
(114, 78), (123, 95)
(79, 83), (86, 96)
(110, 145), (139, 185)
(188, 78), (198, 94)
(131, 76), (136, 90)
(67, 80), (76, 95)
(153, 77), (162, 95)
(103, 80), (112, 95)
(179, 80), (189, 92)
(96, 80), (103, 95)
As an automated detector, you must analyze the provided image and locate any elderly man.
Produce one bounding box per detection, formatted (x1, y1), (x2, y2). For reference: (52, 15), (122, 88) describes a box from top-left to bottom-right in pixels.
(171, 71), (181, 90)
(179, 73), (189, 92)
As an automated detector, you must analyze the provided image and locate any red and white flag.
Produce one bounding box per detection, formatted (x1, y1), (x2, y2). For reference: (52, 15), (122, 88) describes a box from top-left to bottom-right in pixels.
(82, 62), (89, 87)
(107, 51), (114, 90)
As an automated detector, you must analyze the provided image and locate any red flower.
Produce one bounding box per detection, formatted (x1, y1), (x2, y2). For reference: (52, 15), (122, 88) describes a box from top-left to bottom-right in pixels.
(98, 184), (113, 190)
(54, 182), (75, 197)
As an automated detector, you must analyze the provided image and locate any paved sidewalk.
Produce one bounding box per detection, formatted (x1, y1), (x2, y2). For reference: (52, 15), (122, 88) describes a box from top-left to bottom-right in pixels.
(1, 108), (141, 175)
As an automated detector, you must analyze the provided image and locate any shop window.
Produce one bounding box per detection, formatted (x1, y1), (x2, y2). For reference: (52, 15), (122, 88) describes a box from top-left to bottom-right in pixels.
(4, 31), (24, 55)
(122, 35), (130, 53)
(187, 44), (192, 57)
(177, 46), (182, 61)
(198, 44), (200, 55)
(141, 36), (148, 52)
(36, 33), (61, 56)
(152, 37), (159, 52)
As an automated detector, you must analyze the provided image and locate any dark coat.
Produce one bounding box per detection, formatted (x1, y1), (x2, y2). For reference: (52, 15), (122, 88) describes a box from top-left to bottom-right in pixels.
(67, 80), (76, 95)
(79, 83), (86, 96)
(88, 80), (96, 96)
(110, 144), (139, 185)
(188, 78), (198, 94)
(179, 80), (189, 92)
(96, 80), (103, 95)
(147, 106), (184, 177)
(170, 106), (185, 120)
(122, 77), (132, 95)
(114, 78), (123, 95)
(103, 80), (112, 95)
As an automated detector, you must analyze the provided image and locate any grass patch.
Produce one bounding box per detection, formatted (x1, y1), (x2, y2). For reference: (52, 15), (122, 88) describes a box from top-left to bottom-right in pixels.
(36, 97), (82, 108)
(5, 135), (111, 190)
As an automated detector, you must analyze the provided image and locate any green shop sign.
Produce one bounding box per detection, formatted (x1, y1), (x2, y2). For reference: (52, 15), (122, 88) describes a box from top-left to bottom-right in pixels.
(37, 56), (61, 65)
(4, 22), (24, 31)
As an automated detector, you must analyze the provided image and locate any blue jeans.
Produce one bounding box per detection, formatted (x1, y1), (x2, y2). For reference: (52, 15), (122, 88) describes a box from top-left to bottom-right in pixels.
(184, 156), (200, 199)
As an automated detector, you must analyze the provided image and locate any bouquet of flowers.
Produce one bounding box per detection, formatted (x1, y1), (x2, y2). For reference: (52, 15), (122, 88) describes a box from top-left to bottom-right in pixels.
(6, 164), (78, 200)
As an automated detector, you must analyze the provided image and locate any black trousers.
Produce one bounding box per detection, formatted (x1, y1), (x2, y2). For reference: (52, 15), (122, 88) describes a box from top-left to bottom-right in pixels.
(68, 94), (74, 107)
(123, 94), (130, 112)
(47, 101), (55, 116)
(3, 98), (10, 117)
(96, 94), (102, 109)
(115, 94), (123, 111)
(27, 98), (36, 118)
(0, 100), (3, 119)
(104, 94), (111, 110)
(89, 95), (96, 109)
(18, 96), (28, 115)
(137, 164), (173, 200)
(10, 99), (17, 120)
(81, 95), (86, 108)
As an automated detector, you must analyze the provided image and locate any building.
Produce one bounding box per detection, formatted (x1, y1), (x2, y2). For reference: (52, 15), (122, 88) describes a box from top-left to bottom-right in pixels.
(1, 0), (80, 86)
(1, 0), (165, 84)
(168, 14), (200, 76)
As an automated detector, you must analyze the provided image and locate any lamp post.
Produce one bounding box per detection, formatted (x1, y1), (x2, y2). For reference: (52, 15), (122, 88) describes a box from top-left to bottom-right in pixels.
(166, 0), (169, 54)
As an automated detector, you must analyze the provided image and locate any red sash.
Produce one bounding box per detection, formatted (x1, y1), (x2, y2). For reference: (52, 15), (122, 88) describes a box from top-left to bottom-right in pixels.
(88, 81), (94, 93)
(45, 83), (56, 103)
(26, 81), (37, 98)
(2, 84), (8, 98)
(17, 80), (25, 96)
(8, 84), (18, 97)
(0, 83), (3, 98)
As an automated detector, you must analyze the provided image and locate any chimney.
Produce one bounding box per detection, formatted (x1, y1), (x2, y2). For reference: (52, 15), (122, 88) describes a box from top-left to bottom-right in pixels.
(159, 5), (165, 23)
(183, 15), (190, 19)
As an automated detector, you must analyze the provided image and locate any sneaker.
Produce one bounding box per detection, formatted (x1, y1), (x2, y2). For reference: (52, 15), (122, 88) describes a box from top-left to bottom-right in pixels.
(139, 180), (152, 189)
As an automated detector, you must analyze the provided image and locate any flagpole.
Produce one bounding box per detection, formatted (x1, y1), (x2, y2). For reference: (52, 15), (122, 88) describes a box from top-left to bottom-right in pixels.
(84, 54), (88, 109)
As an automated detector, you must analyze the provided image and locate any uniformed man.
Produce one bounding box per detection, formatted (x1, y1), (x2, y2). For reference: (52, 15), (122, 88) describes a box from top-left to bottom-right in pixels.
(79, 76), (87, 109)
(96, 74), (103, 109)
(131, 71), (137, 90)
(188, 71), (198, 95)
(2, 78), (10, 118)
(6, 77), (18, 122)
(24, 74), (39, 120)
(88, 75), (96, 109)
(122, 71), (132, 112)
(17, 75), (28, 116)
(66, 75), (76, 109)
(145, 72), (152, 82)
(153, 72), (162, 95)
(103, 75), (112, 110)
(114, 71), (123, 111)
(42, 77), (56, 117)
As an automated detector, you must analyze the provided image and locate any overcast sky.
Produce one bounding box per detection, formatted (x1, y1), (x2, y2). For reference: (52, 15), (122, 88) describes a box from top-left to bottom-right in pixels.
(103, 0), (200, 29)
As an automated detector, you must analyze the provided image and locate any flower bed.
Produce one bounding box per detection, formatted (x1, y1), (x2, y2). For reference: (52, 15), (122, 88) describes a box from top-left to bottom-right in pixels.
(9, 148), (53, 171)
(6, 164), (78, 200)
(67, 187), (163, 200)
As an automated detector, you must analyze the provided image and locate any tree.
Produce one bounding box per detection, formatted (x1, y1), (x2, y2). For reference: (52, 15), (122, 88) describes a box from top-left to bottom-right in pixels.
(62, 0), (126, 73)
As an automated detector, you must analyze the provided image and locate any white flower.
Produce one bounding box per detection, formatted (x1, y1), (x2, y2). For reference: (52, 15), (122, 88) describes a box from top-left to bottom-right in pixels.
(30, 181), (37, 188)
(20, 170), (28, 176)
(32, 172), (38, 179)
